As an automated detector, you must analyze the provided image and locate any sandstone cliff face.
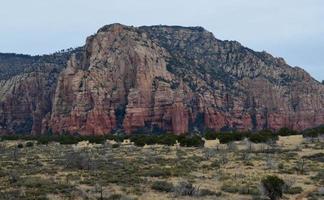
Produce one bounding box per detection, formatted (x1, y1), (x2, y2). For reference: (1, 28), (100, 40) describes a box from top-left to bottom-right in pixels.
(0, 24), (323, 135)
(0, 51), (79, 134)
(139, 25), (324, 132)
(49, 24), (178, 135)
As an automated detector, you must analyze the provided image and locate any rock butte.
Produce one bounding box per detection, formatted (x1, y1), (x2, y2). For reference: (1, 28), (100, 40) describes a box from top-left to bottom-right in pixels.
(0, 23), (323, 135)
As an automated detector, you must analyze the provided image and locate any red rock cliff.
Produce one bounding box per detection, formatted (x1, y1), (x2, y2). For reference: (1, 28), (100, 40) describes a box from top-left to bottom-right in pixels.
(0, 24), (323, 135)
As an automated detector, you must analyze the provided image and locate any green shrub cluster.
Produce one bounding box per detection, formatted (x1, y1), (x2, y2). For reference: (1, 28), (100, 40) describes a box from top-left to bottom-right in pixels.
(130, 134), (178, 147)
(151, 181), (174, 192)
(248, 132), (278, 143)
(216, 132), (249, 143)
(177, 135), (205, 147)
(261, 175), (285, 200)
(1, 133), (203, 147)
(276, 127), (299, 136)
(204, 128), (301, 144)
(130, 134), (204, 147)
(221, 183), (260, 195)
(0, 134), (126, 145)
(303, 126), (324, 138)
(0, 126), (310, 147)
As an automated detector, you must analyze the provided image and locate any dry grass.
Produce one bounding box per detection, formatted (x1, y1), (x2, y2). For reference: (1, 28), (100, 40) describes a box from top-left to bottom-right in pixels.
(0, 135), (323, 200)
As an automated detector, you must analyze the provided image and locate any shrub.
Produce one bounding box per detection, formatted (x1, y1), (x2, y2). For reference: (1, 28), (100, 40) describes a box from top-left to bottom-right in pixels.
(1, 135), (21, 141)
(249, 132), (278, 143)
(217, 132), (245, 144)
(303, 153), (324, 162)
(303, 126), (324, 139)
(206, 130), (279, 144)
(307, 188), (324, 200)
(285, 186), (303, 194)
(210, 160), (221, 169)
(220, 183), (259, 195)
(204, 130), (218, 140)
(112, 143), (120, 148)
(26, 142), (34, 147)
(237, 185), (260, 195)
(17, 143), (24, 148)
(219, 153), (229, 165)
(64, 152), (92, 170)
(311, 170), (324, 184)
(8, 171), (20, 183)
(261, 175), (285, 200)
(130, 135), (154, 147)
(277, 128), (298, 136)
(151, 181), (174, 193)
(221, 183), (239, 193)
(86, 136), (105, 144)
(303, 130), (319, 138)
(107, 194), (134, 200)
(178, 135), (204, 147)
(294, 159), (306, 175)
(58, 135), (80, 145)
(143, 168), (171, 177)
(157, 134), (177, 146)
(227, 142), (238, 151)
(37, 136), (51, 145)
(278, 163), (284, 170)
(198, 189), (220, 196)
(110, 135), (127, 143)
(203, 148), (218, 160)
(107, 194), (123, 200)
(129, 134), (178, 147)
(174, 181), (198, 196)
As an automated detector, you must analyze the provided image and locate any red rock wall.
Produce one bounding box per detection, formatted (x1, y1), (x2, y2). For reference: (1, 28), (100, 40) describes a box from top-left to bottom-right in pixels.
(1, 24), (323, 135)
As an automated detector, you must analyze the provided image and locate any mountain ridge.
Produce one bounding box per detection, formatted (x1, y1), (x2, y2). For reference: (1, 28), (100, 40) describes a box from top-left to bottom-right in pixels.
(0, 23), (323, 135)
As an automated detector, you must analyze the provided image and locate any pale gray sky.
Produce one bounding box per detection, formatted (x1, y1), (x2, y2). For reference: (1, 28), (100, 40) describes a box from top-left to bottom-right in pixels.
(0, 0), (323, 81)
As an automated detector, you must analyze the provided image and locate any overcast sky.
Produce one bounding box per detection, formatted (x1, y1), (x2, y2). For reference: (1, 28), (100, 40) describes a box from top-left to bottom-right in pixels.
(0, 0), (323, 81)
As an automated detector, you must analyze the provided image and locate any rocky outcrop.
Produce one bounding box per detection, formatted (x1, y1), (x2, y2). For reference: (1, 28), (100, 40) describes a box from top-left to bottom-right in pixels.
(49, 24), (176, 135)
(0, 50), (80, 134)
(0, 24), (323, 135)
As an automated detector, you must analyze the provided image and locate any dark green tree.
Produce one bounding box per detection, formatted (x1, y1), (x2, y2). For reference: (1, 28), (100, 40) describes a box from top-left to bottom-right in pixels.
(261, 175), (285, 200)
(277, 127), (298, 136)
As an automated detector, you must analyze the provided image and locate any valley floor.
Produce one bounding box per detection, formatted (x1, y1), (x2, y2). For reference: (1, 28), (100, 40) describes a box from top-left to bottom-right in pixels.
(0, 135), (323, 200)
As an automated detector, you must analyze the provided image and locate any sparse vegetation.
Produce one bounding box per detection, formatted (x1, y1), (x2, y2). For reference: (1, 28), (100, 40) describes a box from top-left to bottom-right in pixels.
(151, 181), (174, 192)
(0, 132), (322, 199)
